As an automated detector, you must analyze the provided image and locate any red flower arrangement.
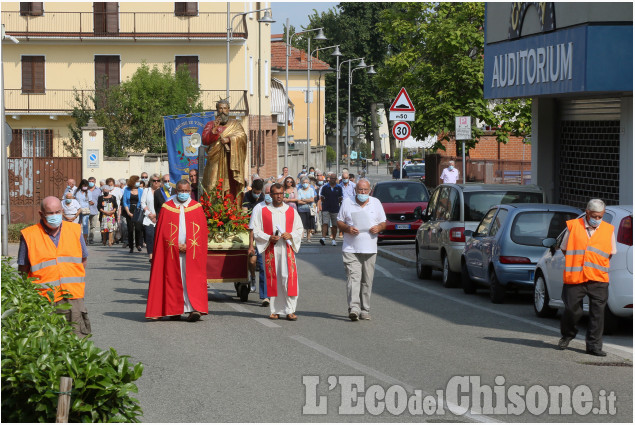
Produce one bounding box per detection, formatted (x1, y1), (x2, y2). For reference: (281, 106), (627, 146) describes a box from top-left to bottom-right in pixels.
(199, 178), (251, 236)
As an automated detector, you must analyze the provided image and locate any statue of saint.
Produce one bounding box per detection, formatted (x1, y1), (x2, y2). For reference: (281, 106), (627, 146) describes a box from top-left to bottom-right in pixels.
(201, 100), (247, 205)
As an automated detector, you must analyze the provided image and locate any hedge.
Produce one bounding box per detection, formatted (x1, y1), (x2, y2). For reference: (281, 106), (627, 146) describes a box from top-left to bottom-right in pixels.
(1, 258), (144, 422)
(8, 223), (31, 243)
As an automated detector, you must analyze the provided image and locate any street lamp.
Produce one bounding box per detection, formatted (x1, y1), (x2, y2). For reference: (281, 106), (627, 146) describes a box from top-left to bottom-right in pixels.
(308, 44), (339, 171)
(226, 5), (274, 175)
(346, 61), (375, 169)
(284, 26), (326, 169)
(336, 57), (364, 175)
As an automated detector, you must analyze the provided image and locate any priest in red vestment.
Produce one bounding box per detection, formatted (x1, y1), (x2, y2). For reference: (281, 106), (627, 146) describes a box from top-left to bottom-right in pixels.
(146, 180), (209, 321)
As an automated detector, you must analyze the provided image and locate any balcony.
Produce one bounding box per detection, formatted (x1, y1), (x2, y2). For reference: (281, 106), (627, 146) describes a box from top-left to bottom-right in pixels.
(1, 11), (247, 40)
(4, 89), (249, 116)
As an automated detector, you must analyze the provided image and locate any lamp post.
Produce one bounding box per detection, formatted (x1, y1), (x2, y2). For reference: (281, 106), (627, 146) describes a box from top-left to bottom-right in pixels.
(309, 44), (340, 171)
(346, 61), (375, 169)
(226, 6), (274, 176)
(336, 57), (364, 175)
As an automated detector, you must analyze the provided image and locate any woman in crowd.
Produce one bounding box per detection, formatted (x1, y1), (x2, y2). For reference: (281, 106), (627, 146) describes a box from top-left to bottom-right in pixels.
(98, 185), (118, 247)
(74, 179), (91, 243)
(122, 175), (144, 253)
(140, 173), (161, 263)
(296, 176), (317, 243)
(282, 176), (298, 210)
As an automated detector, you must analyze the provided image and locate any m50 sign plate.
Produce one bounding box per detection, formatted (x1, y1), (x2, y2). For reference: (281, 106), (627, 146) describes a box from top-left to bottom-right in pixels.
(389, 111), (415, 121)
(392, 122), (411, 141)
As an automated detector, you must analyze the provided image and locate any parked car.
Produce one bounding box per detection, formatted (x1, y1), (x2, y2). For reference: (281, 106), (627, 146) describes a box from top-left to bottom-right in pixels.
(403, 163), (425, 180)
(414, 184), (545, 287)
(461, 204), (581, 303)
(533, 205), (633, 332)
(371, 180), (430, 241)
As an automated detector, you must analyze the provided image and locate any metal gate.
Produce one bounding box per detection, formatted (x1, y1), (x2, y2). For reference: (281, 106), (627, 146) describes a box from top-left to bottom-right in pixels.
(7, 157), (82, 224)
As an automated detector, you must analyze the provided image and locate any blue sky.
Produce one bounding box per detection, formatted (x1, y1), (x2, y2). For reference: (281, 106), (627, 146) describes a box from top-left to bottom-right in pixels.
(270, 2), (340, 35)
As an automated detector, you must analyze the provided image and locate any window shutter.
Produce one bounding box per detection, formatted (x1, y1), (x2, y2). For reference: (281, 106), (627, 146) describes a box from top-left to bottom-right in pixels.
(105, 2), (118, 34)
(107, 56), (120, 86)
(176, 56), (198, 84)
(22, 57), (33, 93)
(45, 129), (53, 157)
(30, 2), (43, 15)
(10, 129), (22, 158)
(20, 2), (30, 15)
(33, 57), (45, 93)
(175, 2), (197, 16)
(95, 57), (107, 90)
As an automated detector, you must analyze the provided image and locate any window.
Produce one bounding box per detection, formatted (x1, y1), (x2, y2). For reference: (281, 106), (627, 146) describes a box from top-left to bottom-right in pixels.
(463, 191), (544, 222)
(20, 2), (43, 16)
(511, 211), (579, 246)
(10, 129), (53, 157)
(174, 2), (197, 16)
(93, 2), (118, 36)
(95, 55), (120, 90)
(21, 56), (45, 94)
(175, 56), (199, 84)
(425, 187), (440, 219)
(489, 208), (508, 236)
(475, 208), (497, 236)
(249, 56), (254, 95)
(264, 60), (269, 97)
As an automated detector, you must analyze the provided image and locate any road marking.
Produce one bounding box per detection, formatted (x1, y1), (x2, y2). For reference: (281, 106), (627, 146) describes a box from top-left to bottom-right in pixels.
(254, 318), (281, 328)
(290, 335), (497, 423)
(374, 264), (633, 358)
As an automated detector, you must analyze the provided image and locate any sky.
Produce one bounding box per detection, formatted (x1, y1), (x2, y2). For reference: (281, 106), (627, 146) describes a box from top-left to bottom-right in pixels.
(270, 2), (340, 36)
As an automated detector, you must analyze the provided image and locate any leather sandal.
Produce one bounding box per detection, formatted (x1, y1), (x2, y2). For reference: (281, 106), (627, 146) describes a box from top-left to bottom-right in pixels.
(268, 313), (279, 320)
(287, 313), (298, 321)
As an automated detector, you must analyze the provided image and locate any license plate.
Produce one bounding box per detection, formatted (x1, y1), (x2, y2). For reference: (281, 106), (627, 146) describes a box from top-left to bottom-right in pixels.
(529, 270), (535, 281)
(395, 224), (411, 230)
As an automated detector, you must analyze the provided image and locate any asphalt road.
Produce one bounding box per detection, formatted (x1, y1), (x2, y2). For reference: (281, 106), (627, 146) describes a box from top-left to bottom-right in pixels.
(80, 239), (632, 423)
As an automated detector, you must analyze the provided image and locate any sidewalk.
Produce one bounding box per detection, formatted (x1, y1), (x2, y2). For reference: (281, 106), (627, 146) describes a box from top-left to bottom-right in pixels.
(376, 245), (416, 267)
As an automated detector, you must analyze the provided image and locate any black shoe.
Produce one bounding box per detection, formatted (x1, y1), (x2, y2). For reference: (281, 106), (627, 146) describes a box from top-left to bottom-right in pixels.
(557, 337), (573, 350)
(319, 238), (325, 246)
(187, 311), (201, 322)
(586, 348), (607, 357)
(137, 246), (142, 252)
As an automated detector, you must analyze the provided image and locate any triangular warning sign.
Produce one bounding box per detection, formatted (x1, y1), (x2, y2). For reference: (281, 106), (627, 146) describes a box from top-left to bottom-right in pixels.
(389, 87), (415, 112)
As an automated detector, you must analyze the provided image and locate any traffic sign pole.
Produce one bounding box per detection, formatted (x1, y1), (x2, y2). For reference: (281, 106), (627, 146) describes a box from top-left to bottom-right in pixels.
(399, 140), (404, 180)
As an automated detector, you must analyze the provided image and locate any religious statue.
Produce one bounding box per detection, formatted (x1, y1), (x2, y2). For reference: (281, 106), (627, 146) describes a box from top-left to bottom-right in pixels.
(201, 99), (247, 205)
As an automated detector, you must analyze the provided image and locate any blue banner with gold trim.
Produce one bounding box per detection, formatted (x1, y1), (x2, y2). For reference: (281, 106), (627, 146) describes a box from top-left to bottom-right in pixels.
(163, 112), (214, 183)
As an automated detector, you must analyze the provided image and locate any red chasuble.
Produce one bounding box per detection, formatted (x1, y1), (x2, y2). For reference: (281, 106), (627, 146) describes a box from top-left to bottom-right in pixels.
(146, 199), (209, 318)
(262, 206), (298, 297)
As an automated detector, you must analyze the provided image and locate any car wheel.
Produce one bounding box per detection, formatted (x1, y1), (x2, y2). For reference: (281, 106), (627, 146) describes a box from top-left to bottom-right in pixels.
(442, 253), (460, 288)
(416, 244), (432, 280)
(533, 274), (557, 317)
(603, 308), (621, 335)
(489, 268), (505, 304)
(461, 259), (477, 294)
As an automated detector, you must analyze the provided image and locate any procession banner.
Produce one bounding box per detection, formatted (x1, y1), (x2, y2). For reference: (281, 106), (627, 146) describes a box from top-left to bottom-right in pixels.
(163, 111), (215, 183)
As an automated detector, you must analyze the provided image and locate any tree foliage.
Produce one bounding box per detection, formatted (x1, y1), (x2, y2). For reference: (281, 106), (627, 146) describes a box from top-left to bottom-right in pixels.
(68, 63), (203, 157)
(377, 2), (530, 150)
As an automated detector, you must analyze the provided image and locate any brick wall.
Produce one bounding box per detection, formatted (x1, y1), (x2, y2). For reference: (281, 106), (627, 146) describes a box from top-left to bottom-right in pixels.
(248, 115), (278, 180)
(437, 133), (531, 161)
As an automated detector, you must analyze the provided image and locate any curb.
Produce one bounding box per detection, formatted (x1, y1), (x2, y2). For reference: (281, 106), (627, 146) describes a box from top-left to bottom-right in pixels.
(376, 247), (416, 267)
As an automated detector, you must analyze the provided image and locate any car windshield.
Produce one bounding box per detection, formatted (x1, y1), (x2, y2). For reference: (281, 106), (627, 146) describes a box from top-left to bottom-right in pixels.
(373, 183), (429, 203)
(511, 211), (579, 246)
(464, 191), (544, 222)
(404, 164), (425, 173)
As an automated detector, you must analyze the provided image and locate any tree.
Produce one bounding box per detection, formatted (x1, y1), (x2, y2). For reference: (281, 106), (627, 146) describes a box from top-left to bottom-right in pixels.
(302, 3), (399, 160)
(68, 63), (203, 157)
(377, 2), (531, 151)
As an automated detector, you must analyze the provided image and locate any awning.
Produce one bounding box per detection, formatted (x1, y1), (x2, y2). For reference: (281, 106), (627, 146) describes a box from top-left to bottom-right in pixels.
(271, 78), (294, 126)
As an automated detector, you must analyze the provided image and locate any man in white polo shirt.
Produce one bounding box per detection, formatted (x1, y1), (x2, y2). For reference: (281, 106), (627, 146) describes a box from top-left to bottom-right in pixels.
(336, 178), (386, 321)
(440, 160), (460, 183)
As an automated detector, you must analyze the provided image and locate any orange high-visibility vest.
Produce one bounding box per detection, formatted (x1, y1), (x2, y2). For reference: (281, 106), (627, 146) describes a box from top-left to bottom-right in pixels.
(21, 222), (86, 302)
(563, 217), (614, 284)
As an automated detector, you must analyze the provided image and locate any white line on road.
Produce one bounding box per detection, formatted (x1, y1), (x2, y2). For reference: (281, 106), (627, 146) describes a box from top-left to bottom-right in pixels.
(254, 317), (282, 328)
(290, 335), (498, 423)
(374, 264), (633, 358)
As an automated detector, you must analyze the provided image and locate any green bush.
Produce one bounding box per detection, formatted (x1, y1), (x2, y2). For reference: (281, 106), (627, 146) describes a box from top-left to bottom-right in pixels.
(1, 259), (144, 422)
(8, 223), (31, 243)
(326, 145), (336, 163)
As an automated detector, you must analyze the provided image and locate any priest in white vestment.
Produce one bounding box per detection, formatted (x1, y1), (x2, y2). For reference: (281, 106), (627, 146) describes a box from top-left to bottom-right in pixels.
(252, 183), (304, 320)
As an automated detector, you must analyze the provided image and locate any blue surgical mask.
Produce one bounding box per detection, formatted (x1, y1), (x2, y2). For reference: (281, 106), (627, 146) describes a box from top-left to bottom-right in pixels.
(65, 199), (72, 205)
(88, 182), (95, 188)
(342, 179), (349, 184)
(302, 169), (306, 173)
(45, 214), (63, 227)
(317, 181), (324, 186)
(588, 217), (602, 227)
(356, 194), (369, 203)
(135, 182), (140, 188)
(164, 183), (171, 190)
(265, 194), (273, 204)
(302, 183), (309, 189)
(177, 193), (190, 203)
(448, 165), (454, 171)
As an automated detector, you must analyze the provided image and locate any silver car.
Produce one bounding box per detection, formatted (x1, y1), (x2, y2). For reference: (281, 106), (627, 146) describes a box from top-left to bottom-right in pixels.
(533, 205), (633, 333)
(414, 184), (545, 287)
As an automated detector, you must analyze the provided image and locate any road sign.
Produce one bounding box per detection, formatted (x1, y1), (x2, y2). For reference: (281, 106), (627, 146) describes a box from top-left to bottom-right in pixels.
(389, 87), (416, 112)
(392, 121), (411, 141)
(87, 149), (99, 168)
(455, 116), (472, 140)
(389, 111), (415, 122)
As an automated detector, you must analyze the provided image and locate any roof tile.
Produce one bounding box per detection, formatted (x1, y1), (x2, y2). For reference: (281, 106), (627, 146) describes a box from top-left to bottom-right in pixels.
(270, 41), (332, 71)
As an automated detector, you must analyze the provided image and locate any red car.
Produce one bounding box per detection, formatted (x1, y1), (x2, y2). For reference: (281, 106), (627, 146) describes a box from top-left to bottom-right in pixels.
(371, 180), (430, 241)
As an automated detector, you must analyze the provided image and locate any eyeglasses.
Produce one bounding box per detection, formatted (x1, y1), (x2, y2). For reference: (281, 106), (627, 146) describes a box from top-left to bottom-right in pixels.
(162, 181), (170, 183)
(151, 179), (160, 182)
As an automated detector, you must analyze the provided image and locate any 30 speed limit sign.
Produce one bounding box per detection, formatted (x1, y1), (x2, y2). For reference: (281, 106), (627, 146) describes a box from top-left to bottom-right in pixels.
(392, 121), (411, 141)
